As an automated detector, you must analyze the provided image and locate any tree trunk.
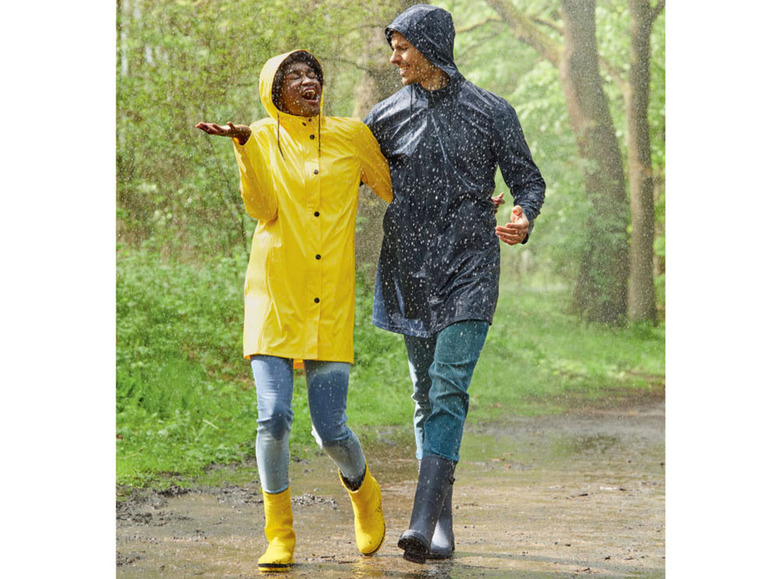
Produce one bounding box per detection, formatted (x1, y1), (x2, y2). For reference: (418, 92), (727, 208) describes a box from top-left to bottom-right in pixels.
(625, 0), (658, 324)
(353, 1), (411, 287)
(487, 0), (630, 324)
(560, 0), (629, 324)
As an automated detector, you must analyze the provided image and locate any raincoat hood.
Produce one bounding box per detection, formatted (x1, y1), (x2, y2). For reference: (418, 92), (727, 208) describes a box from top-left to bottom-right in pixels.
(258, 49), (324, 121)
(385, 4), (459, 80)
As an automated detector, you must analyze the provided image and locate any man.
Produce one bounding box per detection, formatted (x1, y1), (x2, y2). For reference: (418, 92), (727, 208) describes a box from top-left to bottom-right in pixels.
(364, 4), (546, 564)
(196, 49), (391, 570)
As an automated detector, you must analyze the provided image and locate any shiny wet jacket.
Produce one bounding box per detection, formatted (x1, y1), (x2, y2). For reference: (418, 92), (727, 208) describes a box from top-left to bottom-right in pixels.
(365, 4), (546, 338)
(233, 50), (392, 364)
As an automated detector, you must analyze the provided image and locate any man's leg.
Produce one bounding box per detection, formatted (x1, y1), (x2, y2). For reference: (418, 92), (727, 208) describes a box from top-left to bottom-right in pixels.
(398, 321), (489, 563)
(423, 320), (489, 461)
(403, 334), (438, 460)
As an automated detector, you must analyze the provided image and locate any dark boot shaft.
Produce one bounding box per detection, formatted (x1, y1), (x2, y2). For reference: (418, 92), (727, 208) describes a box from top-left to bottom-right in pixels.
(399, 455), (456, 563)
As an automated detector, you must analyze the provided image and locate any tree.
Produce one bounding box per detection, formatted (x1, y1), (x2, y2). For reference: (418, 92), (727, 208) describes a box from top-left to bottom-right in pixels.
(350, 0), (414, 285)
(625, 0), (665, 322)
(116, 0), (375, 259)
(483, 0), (664, 324)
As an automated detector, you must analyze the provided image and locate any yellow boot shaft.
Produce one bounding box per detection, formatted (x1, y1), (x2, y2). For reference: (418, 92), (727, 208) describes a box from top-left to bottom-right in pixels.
(340, 465), (386, 556)
(258, 488), (295, 571)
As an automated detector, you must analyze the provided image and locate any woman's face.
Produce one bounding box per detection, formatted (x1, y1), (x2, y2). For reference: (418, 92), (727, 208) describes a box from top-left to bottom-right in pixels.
(278, 61), (322, 117)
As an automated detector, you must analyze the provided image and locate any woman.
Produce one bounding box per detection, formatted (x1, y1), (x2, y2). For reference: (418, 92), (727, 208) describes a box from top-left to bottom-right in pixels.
(196, 49), (392, 571)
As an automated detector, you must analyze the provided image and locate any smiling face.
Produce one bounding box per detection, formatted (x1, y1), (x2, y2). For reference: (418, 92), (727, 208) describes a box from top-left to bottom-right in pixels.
(276, 60), (322, 117)
(389, 31), (447, 90)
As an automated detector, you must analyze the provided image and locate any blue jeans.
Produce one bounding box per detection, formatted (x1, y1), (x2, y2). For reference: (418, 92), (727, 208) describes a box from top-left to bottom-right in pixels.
(403, 320), (489, 463)
(251, 356), (367, 493)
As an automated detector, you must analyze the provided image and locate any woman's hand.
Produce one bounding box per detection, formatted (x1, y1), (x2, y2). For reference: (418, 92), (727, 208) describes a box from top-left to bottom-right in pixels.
(195, 121), (252, 145)
(491, 192), (505, 213)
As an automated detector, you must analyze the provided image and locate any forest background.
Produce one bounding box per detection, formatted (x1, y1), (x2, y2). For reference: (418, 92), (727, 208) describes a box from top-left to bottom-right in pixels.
(5, 1), (770, 576)
(116, 0), (666, 488)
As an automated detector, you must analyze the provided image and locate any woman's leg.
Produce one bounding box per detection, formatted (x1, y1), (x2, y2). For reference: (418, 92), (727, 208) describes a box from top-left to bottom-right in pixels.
(304, 359), (385, 555)
(251, 355), (295, 493)
(250, 355), (296, 569)
(304, 360), (366, 483)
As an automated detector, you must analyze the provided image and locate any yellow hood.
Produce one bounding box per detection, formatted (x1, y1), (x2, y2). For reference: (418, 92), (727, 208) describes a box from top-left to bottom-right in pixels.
(258, 49), (324, 121)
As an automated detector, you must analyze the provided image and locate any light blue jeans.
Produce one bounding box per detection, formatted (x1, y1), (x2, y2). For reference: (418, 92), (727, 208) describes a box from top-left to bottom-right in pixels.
(403, 320), (489, 463)
(250, 356), (367, 493)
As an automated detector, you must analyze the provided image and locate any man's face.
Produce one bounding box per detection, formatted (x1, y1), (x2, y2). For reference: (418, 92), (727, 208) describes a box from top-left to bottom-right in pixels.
(278, 61), (322, 117)
(389, 31), (436, 86)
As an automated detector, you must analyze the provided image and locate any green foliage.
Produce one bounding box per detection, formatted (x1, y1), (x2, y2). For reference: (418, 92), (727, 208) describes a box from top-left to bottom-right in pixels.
(475, 278), (664, 419)
(349, 277), (415, 427)
(117, 0), (373, 256)
(117, 248), (663, 488)
(115, 252), (410, 487)
(116, 0), (666, 489)
(116, 248), (256, 486)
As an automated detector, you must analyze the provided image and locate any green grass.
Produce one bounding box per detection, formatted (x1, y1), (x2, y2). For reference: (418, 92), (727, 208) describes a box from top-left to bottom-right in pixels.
(116, 249), (664, 489)
(470, 280), (664, 419)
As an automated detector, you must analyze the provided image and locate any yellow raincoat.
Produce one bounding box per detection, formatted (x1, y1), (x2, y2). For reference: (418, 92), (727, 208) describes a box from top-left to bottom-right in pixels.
(232, 50), (392, 365)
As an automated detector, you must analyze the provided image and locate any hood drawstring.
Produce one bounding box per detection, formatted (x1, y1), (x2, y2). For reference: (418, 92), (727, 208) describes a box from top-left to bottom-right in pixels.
(275, 112), (322, 165)
(277, 113), (285, 159)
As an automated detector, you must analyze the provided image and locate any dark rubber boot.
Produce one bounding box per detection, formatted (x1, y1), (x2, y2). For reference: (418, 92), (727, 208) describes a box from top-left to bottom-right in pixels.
(398, 455), (456, 564)
(427, 479), (454, 559)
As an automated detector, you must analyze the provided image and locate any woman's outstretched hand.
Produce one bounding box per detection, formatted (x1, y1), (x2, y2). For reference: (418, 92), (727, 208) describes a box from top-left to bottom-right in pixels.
(195, 121), (251, 145)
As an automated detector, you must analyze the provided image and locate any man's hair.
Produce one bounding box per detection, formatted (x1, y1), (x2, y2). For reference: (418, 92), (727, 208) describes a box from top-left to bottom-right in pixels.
(272, 51), (324, 110)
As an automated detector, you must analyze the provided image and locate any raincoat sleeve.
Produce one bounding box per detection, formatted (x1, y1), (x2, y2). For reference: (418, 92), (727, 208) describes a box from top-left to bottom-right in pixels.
(356, 123), (393, 204)
(495, 103), (546, 238)
(231, 126), (278, 222)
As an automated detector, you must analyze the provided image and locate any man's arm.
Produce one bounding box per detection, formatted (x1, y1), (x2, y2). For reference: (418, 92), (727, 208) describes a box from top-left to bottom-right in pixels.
(494, 103), (546, 244)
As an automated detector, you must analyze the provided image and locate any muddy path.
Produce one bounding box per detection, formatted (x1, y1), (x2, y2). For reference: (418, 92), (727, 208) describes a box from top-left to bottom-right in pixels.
(117, 391), (665, 577)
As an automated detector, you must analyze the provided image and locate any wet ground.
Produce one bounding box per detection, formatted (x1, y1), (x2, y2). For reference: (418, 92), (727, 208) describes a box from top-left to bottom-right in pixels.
(117, 390), (664, 577)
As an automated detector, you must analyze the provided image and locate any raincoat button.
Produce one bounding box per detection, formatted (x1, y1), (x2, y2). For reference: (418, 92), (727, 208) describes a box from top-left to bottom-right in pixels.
(310, 134), (315, 140)
(314, 297), (320, 303)
(313, 169), (319, 175)
(314, 211), (320, 217)
(315, 254), (321, 260)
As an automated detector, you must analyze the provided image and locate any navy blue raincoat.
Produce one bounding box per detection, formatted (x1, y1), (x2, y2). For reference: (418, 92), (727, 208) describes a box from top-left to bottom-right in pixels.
(365, 4), (546, 338)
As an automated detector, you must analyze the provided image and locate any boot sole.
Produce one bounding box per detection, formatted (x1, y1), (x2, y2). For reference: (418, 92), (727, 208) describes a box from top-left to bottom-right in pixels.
(426, 547), (454, 560)
(258, 562), (293, 572)
(398, 534), (429, 564)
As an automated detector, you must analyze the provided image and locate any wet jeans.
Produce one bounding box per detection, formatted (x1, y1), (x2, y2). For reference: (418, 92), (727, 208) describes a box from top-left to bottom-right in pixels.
(250, 356), (367, 493)
(403, 320), (489, 463)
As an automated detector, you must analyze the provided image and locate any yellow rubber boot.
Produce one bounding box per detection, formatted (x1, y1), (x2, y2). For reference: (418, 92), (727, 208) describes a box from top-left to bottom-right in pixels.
(339, 465), (386, 556)
(258, 488), (295, 571)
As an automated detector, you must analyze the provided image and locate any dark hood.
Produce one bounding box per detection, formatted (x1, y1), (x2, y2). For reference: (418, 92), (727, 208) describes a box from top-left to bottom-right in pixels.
(385, 4), (459, 79)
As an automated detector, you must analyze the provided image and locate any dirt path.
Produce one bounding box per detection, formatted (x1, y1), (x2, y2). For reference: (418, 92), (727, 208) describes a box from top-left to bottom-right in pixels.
(117, 392), (665, 577)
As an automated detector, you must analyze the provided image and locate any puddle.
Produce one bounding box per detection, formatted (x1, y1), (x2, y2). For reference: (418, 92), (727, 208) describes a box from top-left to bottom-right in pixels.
(117, 400), (665, 577)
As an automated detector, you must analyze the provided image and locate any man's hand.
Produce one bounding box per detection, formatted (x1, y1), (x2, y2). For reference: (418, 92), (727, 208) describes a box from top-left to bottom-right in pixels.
(495, 205), (529, 245)
(195, 121), (252, 145)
